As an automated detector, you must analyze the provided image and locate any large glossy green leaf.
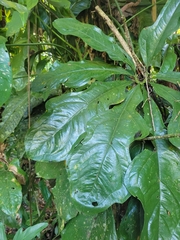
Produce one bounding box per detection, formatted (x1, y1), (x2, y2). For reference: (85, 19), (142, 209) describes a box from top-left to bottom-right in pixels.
(152, 83), (180, 149)
(52, 167), (78, 223)
(0, 91), (27, 143)
(0, 43), (12, 107)
(0, 169), (22, 215)
(53, 18), (135, 69)
(25, 81), (129, 161)
(67, 85), (149, 213)
(125, 100), (180, 239)
(61, 208), (117, 240)
(31, 60), (132, 92)
(139, 0), (180, 66)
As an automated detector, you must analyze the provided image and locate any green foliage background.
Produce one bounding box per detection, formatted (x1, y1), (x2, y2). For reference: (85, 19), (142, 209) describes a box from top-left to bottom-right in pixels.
(0, 0), (180, 239)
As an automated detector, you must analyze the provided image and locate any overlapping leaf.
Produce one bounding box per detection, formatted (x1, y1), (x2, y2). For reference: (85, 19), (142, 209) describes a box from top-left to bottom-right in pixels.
(125, 100), (180, 239)
(52, 167), (78, 222)
(31, 60), (132, 92)
(0, 42), (12, 107)
(61, 208), (117, 240)
(67, 85), (149, 213)
(152, 83), (180, 149)
(25, 81), (129, 161)
(139, 0), (180, 66)
(0, 91), (27, 143)
(53, 18), (135, 69)
(154, 72), (180, 85)
(0, 170), (22, 215)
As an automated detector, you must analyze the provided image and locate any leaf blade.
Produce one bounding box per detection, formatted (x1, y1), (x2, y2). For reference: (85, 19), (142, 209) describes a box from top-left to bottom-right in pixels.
(53, 18), (135, 69)
(139, 0), (180, 66)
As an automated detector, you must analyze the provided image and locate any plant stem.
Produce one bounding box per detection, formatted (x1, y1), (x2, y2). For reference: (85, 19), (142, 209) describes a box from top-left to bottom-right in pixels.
(95, 5), (135, 64)
(144, 133), (180, 141)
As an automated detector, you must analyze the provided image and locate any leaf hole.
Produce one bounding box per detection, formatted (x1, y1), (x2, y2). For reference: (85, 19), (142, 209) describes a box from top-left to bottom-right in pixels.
(11, 187), (15, 190)
(92, 201), (98, 207)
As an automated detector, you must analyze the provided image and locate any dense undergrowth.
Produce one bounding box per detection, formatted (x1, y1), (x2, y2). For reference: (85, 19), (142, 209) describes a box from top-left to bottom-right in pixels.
(0, 0), (180, 239)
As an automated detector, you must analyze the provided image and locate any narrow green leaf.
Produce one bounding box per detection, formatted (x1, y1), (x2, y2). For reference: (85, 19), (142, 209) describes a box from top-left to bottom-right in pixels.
(67, 85), (149, 213)
(160, 46), (177, 73)
(52, 167), (78, 222)
(0, 91), (27, 143)
(154, 72), (180, 85)
(31, 60), (132, 92)
(13, 223), (48, 240)
(0, 169), (22, 215)
(53, 18), (135, 69)
(0, 223), (7, 240)
(0, 43), (12, 107)
(125, 100), (180, 239)
(139, 0), (180, 66)
(61, 208), (117, 240)
(25, 81), (129, 161)
(152, 83), (180, 149)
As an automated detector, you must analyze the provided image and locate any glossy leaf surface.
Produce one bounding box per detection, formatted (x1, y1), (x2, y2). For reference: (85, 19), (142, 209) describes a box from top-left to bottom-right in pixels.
(152, 83), (180, 149)
(25, 81), (128, 161)
(67, 85), (149, 213)
(125, 100), (180, 239)
(139, 0), (180, 66)
(61, 208), (117, 240)
(31, 60), (132, 92)
(0, 43), (12, 107)
(53, 18), (134, 69)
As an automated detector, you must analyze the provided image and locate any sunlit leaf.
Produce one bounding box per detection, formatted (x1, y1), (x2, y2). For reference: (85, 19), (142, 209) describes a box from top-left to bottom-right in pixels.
(25, 81), (128, 161)
(53, 18), (135, 69)
(139, 0), (180, 66)
(67, 85), (149, 213)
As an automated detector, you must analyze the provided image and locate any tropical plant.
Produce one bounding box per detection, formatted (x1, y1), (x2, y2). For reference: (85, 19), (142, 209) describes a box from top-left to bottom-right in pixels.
(0, 0), (180, 239)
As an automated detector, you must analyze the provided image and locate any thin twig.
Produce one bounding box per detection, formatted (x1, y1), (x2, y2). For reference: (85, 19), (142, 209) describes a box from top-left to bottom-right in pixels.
(145, 75), (156, 132)
(144, 133), (180, 141)
(95, 5), (136, 65)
